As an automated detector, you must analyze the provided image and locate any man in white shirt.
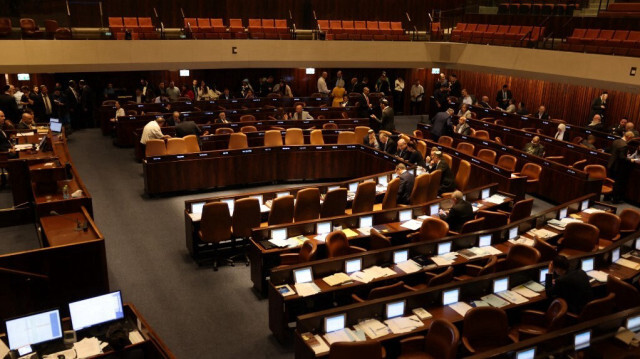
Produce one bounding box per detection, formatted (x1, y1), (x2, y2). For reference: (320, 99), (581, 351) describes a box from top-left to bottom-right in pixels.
(13, 86), (24, 110)
(394, 77), (405, 115)
(317, 72), (330, 96)
(409, 80), (424, 115)
(461, 89), (474, 106)
(141, 116), (170, 145)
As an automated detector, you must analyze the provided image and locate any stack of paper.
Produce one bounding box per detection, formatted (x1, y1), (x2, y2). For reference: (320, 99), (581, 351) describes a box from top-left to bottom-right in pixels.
(458, 248), (480, 259)
(324, 328), (359, 345)
(358, 227), (372, 235)
(512, 285), (541, 298)
(449, 302), (472, 316)
(355, 319), (390, 339)
(342, 228), (360, 238)
(616, 258), (640, 270)
(523, 280), (545, 292)
(497, 291), (528, 304)
(302, 334), (330, 355)
(587, 270), (609, 282)
(362, 266), (396, 279)
(385, 315), (423, 334)
(529, 228), (557, 239)
(481, 294), (510, 308)
(73, 337), (103, 358)
(295, 282), (321, 297)
(401, 219), (423, 230)
(396, 259), (422, 274)
(315, 233), (329, 242)
(323, 272), (352, 286)
(485, 194), (507, 204)
(431, 252), (457, 266)
(349, 271), (375, 283)
(583, 208), (605, 214)
(508, 236), (534, 246)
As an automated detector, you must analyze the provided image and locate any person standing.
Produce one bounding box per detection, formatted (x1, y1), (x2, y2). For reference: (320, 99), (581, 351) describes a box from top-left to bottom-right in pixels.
(330, 84), (346, 108)
(495, 84), (512, 110)
(393, 76), (405, 115)
(608, 131), (633, 203)
(317, 72), (330, 96)
(429, 108), (454, 143)
(589, 92), (608, 122)
(448, 74), (462, 99)
(369, 99), (394, 132)
(409, 79), (424, 115)
(65, 80), (81, 129)
(334, 70), (345, 89)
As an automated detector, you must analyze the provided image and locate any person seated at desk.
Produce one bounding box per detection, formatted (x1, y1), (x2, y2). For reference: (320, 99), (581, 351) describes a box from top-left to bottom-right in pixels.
(610, 117), (628, 137)
(516, 101), (529, 116)
(167, 111), (181, 126)
(219, 88), (234, 100)
(427, 151), (455, 194)
(625, 122), (639, 137)
(395, 163), (415, 205)
(406, 141), (426, 167)
(16, 112), (35, 130)
(454, 116), (471, 136)
(545, 255), (593, 314)
(291, 104), (313, 120)
(498, 98), (516, 113)
(523, 136), (545, 157)
(379, 132), (396, 154)
(534, 105), (549, 120)
(109, 101), (125, 123)
(553, 123), (567, 141)
(0, 110), (15, 153)
(586, 114), (605, 132)
(457, 103), (472, 119)
(213, 112), (230, 124)
(102, 323), (144, 359)
(440, 190), (474, 232)
(395, 138), (410, 161)
(476, 95), (492, 109)
(141, 116), (170, 146)
(579, 134), (597, 150)
(175, 114), (208, 139)
(364, 129), (380, 150)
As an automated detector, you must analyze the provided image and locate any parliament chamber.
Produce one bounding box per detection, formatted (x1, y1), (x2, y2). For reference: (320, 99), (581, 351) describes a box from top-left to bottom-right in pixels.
(3, 0), (640, 358)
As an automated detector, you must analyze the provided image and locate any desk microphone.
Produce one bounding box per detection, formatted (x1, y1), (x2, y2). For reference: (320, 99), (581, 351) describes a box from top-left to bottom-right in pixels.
(49, 210), (88, 232)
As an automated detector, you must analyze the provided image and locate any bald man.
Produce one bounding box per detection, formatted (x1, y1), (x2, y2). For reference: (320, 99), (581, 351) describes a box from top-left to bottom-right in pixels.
(523, 136), (545, 157)
(16, 112), (35, 130)
(441, 190), (474, 232)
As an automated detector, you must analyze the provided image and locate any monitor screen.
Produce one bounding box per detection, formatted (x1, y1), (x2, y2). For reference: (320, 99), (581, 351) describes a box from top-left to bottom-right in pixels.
(6, 309), (63, 350)
(221, 199), (235, 215)
(581, 258), (594, 272)
(293, 267), (313, 284)
(49, 118), (60, 123)
(50, 121), (63, 133)
(442, 288), (459, 305)
(317, 221), (331, 235)
(386, 300), (405, 319)
(324, 314), (345, 333)
(627, 315), (640, 332)
(516, 348), (536, 359)
(612, 248), (620, 263)
(636, 238), (640, 250)
(17, 73), (30, 81)
(399, 209), (412, 222)
(509, 227), (518, 240)
(574, 330), (591, 350)
(481, 188), (490, 199)
(359, 215), (373, 229)
(191, 202), (205, 214)
(251, 195), (263, 205)
(271, 228), (287, 241)
(493, 277), (509, 293)
(327, 186), (340, 192)
(345, 258), (362, 274)
(539, 268), (549, 283)
(393, 250), (409, 264)
(276, 192), (290, 198)
(378, 175), (388, 186)
(581, 199), (590, 211)
(558, 208), (568, 219)
(479, 234), (492, 247)
(437, 242), (452, 255)
(69, 291), (124, 331)
(430, 204), (439, 215)
(348, 182), (358, 193)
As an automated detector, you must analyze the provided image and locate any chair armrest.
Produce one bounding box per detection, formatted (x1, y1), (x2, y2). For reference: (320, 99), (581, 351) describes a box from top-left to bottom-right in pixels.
(399, 336), (425, 354)
(462, 337), (475, 353)
(512, 172), (522, 177)
(423, 271), (437, 280)
(604, 178), (615, 186)
(520, 310), (546, 327)
(406, 232), (420, 241)
(496, 209), (510, 215)
(448, 230), (460, 236)
(349, 246), (367, 254)
(352, 293), (365, 303)
(508, 331), (519, 344)
(278, 253), (299, 266)
(495, 258), (507, 271)
(465, 264), (484, 277)
(403, 284), (418, 292)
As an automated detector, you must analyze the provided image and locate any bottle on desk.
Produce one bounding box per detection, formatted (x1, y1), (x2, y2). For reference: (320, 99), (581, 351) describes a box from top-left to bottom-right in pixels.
(63, 185), (70, 199)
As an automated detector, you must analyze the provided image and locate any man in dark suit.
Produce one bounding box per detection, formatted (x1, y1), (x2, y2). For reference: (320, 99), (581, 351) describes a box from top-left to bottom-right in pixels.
(379, 132), (396, 154)
(429, 108), (454, 143)
(0, 85), (19, 122)
(79, 80), (94, 128)
(589, 92), (608, 121)
(545, 255), (593, 314)
(608, 131), (632, 203)
(395, 164), (415, 205)
(175, 114), (208, 141)
(495, 84), (512, 110)
(448, 74), (462, 99)
(220, 88), (234, 100)
(428, 151), (455, 194)
(357, 87), (373, 119)
(363, 130), (380, 149)
(33, 85), (54, 122)
(441, 190), (474, 232)
(370, 99), (395, 132)
(65, 80), (81, 129)
(395, 138), (410, 161)
(610, 118), (628, 137)
(0, 111), (14, 152)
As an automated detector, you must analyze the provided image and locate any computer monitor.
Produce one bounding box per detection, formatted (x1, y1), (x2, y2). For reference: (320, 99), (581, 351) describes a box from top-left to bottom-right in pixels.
(430, 203), (439, 215)
(251, 195), (263, 205)
(191, 201), (205, 214)
(612, 248), (620, 263)
(293, 267), (313, 284)
(221, 199), (235, 215)
(581, 199), (590, 211)
(539, 268), (549, 283)
(378, 175), (388, 186)
(345, 258), (362, 274)
(399, 209), (412, 222)
(636, 238), (640, 250)
(324, 314), (345, 333)
(69, 291), (124, 331)
(493, 277), (509, 293)
(581, 258), (594, 272)
(6, 309), (63, 350)
(574, 330), (591, 350)
(393, 250), (409, 264)
(626, 315), (640, 332)
(327, 186), (340, 192)
(386, 300), (405, 319)
(442, 288), (459, 305)
(276, 191), (290, 198)
(558, 208), (568, 219)
(479, 234), (492, 247)
(271, 228), (287, 241)
(348, 182), (358, 193)
(515, 347), (536, 359)
(437, 242), (452, 255)
(316, 221), (331, 235)
(359, 215), (373, 229)
(50, 121), (63, 134)
(508, 227), (518, 240)
(481, 188), (490, 199)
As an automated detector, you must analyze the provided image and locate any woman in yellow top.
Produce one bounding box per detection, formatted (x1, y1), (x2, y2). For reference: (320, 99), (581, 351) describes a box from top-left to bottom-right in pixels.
(331, 84), (346, 107)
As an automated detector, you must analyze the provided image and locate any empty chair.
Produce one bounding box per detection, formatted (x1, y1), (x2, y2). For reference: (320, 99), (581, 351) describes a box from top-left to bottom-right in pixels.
(454, 160), (471, 191)
(310, 129), (325, 145)
(409, 217), (449, 243)
(166, 138), (188, 155)
(619, 208), (640, 234)
(199, 202), (233, 270)
(228, 133), (248, 149)
(571, 159), (587, 170)
(285, 128), (304, 145)
(438, 136), (453, 147)
(278, 238), (318, 266)
(513, 163), (542, 192)
(558, 222), (600, 256)
(321, 188), (347, 218)
(414, 266), (454, 290)
(353, 126), (370, 144)
(568, 293), (615, 322)
(584, 164), (614, 198)
(322, 122), (338, 130)
(326, 231), (366, 258)
(456, 217), (485, 234)
(534, 238), (557, 262)
(587, 212), (621, 246)
(240, 114), (256, 122)
(123, 17), (139, 32)
(228, 19), (244, 33)
(607, 276), (640, 311)
(409, 173), (430, 205)
(398, 319), (459, 359)
(426, 170), (441, 201)
(417, 140), (427, 158)
(210, 18), (226, 33)
(475, 210), (509, 229)
(240, 125), (257, 133)
(497, 244), (541, 270)
(477, 149), (496, 163)
(380, 178), (400, 210)
(183, 135), (200, 153)
(456, 142), (475, 156)
(264, 130), (283, 147)
(369, 228), (392, 250)
(0, 18), (12, 37)
(508, 198), (534, 223)
(267, 195), (294, 225)
(513, 299), (568, 339)
(413, 130), (424, 139)
(352, 281), (415, 302)
(337, 131), (356, 144)
(108, 16), (124, 34)
(351, 181), (376, 214)
(462, 307), (518, 353)
(328, 340), (384, 359)
(20, 18), (44, 38)
(294, 188), (321, 222)
(215, 127), (233, 135)
(497, 155), (517, 171)
(457, 255), (497, 280)
(145, 139), (166, 157)
(230, 198), (261, 265)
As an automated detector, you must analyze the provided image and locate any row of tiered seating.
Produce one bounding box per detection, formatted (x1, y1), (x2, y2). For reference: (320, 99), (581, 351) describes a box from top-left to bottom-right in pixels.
(450, 23), (545, 47)
(0, 18), (71, 39)
(562, 28), (640, 56)
(599, 2), (640, 17)
(498, 0), (580, 15)
(183, 18), (291, 39)
(108, 16), (159, 39)
(317, 20), (410, 41)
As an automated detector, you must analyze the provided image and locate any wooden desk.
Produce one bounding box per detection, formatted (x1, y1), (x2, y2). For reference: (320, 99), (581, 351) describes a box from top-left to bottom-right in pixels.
(40, 206), (103, 247)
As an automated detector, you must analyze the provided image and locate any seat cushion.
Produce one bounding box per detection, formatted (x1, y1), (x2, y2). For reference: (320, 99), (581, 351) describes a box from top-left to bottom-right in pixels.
(398, 353), (435, 359)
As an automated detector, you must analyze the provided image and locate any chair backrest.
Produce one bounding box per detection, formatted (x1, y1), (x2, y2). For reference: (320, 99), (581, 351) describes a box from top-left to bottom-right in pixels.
(504, 244), (541, 269)
(166, 138), (188, 155)
(459, 217), (485, 234)
(264, 130), (283, 147)
(456, 142), (475, 156)
(544, 299), (568, 331)
(438, 136), (453, 147)
(533, 238), (557, 262)
(369, 228), (391, 250)
(215, 127), (233, 135)
(298, 239), (319, 262)
(44, 19), (58, 33)
(353, 126), (370, 144)
(475, 210), (509, 229)
(228, 133), (248, 149)
(463, 307), (509, 351)
(413, 129), (424, 139)
(232, 198), (261, 238)
(417, 140), (427, 158)
(409, 173), (430, 205)
(474, 130), (490, 140)
(521, 163), (542, 181)
(584, 164), (607, 180)
(427, 266), (454, 287)
(240, 125), (257, 133)
(424, 319), (459, 359)
(367, 281), (414, 300)
(620, 208), (640, 232)
(337, 131), (356, 144)
(351, 181), (376, 214)
(477, 149), (496, 163)
(200, 202), (232, 244)
(416, 218), (449, 242)
(478, 255), (498, 276)
(607, 275), (640, 310)
(509, 198), (534, 222)
(326, 231), (351, 258)
(562, 222), (600, 252)
(268, 195), (294, 225)
(145, 139), (166, 157)
(426, 170), (442, 201)
(455, 160), (471, 191)
(497, 155), (517, 171)
(321, 188), (347, 218)
(381, 178), (400, 209)
(587, 212), (620, 241)
(19, 18), (37, 31)
(328, 340), (383, 359)
(322, 122), (338, 130)
(183, 135), (200, 153)
(578, 293), (615, 322)
(310, 129), (325, 145)
(285, 128), (304, 145)
(442, 154), (453, 168)
(294, 188), (321, 222)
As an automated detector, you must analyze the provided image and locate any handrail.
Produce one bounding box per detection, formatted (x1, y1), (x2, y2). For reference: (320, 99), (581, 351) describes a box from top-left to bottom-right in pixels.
(0, 267), (49, 280)
(66, 0), (72, 37)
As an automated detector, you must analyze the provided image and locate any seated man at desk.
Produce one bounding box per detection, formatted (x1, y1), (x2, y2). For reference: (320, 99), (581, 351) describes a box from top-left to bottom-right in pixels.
(581, 135), (597, 150)
(167, 111), (181, 126)
(395, 163), (415, 205)
(546, 255), (593, 314)
(625, 122), (639, 137)
(610, 117), (628, 137)
(16, 112), (35, 130)
(175, 114), (209, 139)
(395, 138), (410, 160)
(454, 116), (471, 136)
(440, 190), (473, 232)
(427, 151), (455, 194)
(379, 132), (396, 154)
(291, 104), (314, 120)
(534, 105), (549, 120)
(522, 136), (545, 157)
(141, 116), (170, 146)
(214, 111), (230, 124)
(587, 114), (605, 132)
(363, 129), (380, 150)
(406, 141), (426, 167)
